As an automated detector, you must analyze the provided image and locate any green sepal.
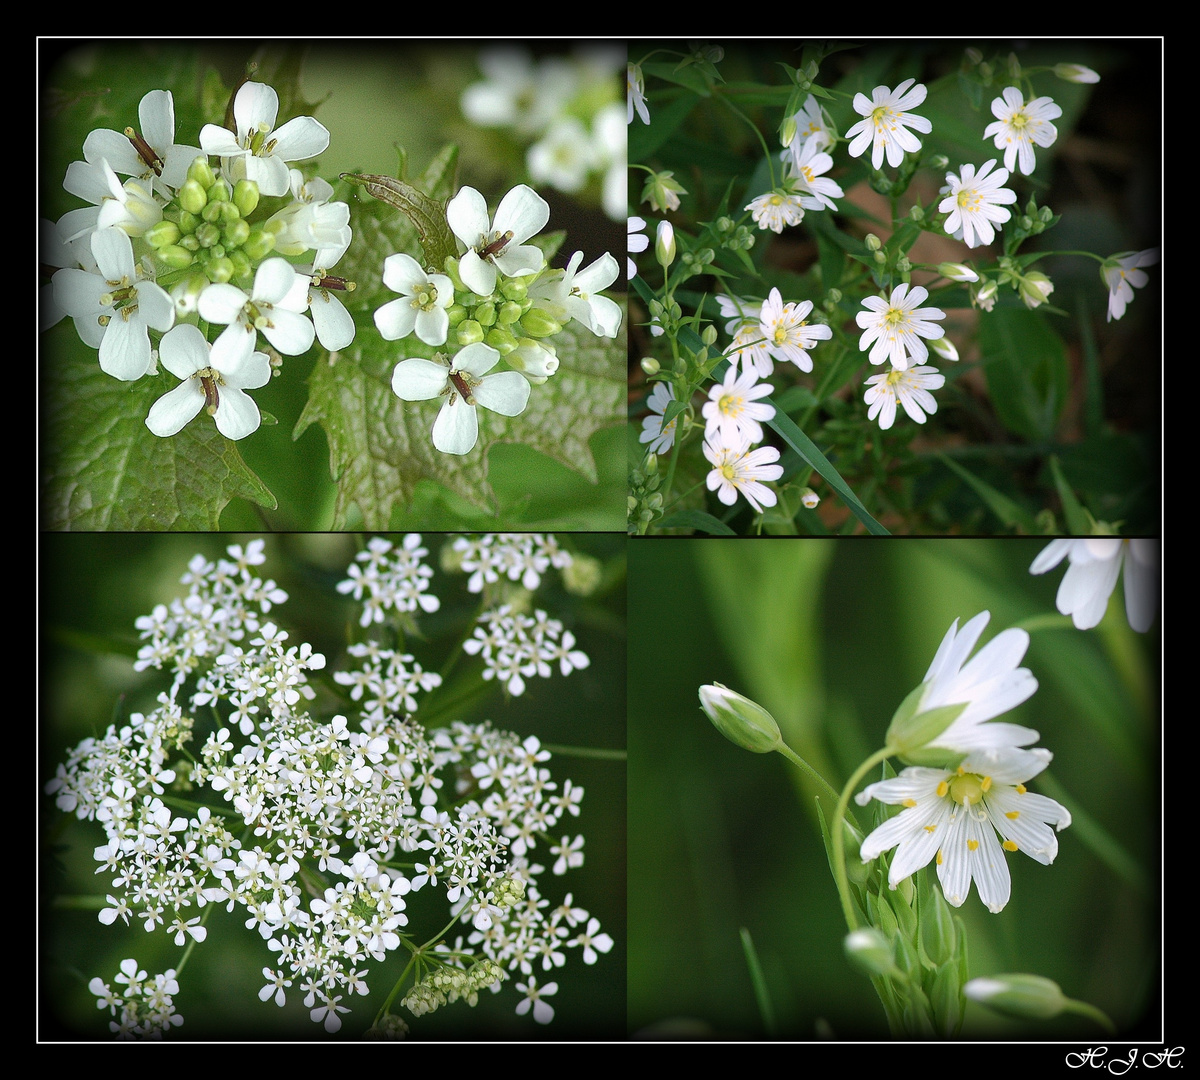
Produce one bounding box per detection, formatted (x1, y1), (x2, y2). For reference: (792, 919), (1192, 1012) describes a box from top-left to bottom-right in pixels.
(885, 682), (967, 758)
(930, 959), (965, 1036)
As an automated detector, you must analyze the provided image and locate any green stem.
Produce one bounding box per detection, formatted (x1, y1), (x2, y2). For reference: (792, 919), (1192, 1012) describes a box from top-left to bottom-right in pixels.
(1063, 996), (1117, 1034)
(830, 746), (893, 932)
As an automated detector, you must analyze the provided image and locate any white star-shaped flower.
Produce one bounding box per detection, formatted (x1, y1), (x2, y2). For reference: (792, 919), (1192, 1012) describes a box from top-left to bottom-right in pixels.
(983, 86), (1062, 176)
(855, 282), (946, 370)
(938, 160), (1017, 249)
(856, 746), (1071, 913)
(1102, 248), (1159, 322)
(864, 364), (945, 429)
(390, 342), (531, 455)
(845, 78), (932, 170)
(446, 184), (550, 296)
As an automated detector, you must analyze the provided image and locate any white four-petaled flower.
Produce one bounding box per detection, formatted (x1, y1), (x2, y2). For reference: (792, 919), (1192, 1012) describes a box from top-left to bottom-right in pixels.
(446, 184), (550, 296)
(198, 257), (315, 357)
(374, 253), (456, 347)
(390, 342), (531, 455)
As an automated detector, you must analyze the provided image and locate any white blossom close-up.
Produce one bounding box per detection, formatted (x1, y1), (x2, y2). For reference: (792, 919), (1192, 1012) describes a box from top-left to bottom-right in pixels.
(845, 78), (932, 170)
(446, 184), (550, 296)
(939, 160), (1017, 249)
(855, 283), (947, 370)
(1030, 538), (1159, 632)
(983, 86), (1062, 176)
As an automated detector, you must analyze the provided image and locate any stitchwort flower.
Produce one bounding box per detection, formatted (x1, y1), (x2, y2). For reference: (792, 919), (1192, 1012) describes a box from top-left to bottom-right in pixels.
(855, 283), (946, 370)
(703, 432), (783, 514)
(1030, 537), (1159, 632)
(856, 745), (1072, 913)
(983, 87), (1062, 176)
(863, 364), (944, 429)
(939, 160), (1017, 249)
(1102, 248), (1159, 322)
(845, 78), (932, 170)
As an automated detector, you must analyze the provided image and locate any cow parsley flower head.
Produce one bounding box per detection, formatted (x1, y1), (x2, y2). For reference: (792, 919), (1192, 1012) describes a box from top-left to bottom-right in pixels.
(846, 78), (932, 170)
(390, 343), (531, 455)
(983, 87), (1062, 176)
(855, 283), (947, 370)
(1030, 537), (1159, 632)
(938, 160), (1017, 249)
(856, 745), (1072, 913)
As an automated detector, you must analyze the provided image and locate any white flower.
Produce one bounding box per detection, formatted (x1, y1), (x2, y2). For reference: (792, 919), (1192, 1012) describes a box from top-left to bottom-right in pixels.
(461, 47), (576, 136)
(390, 342), (530, 456)
(199, 81), (330, 198)
(301, 268), (357, 352)
(745, 189), (806, 233)
(856, 745), (1072, 913)
(1030, 538), (1159, 632)
(639, 382), (677, 455)
(267, 171), (352, 266)
(758, 287), (831, 374)
(527, 116), (594, 194)
(909, 610), (1041, 756)
(855, 283), (946, 370)
(374, 253), (455, 347)
(702, 361), (775, 444)
(198, 257), (315, 357)
(51, 226), (174, 381)
(845, 78), (932, 170)
(864, 364), (945, 429)
(704, 432), (783, 514)
(787, 136), (843, 211)
(939, 160), (1017, 249)
(628, 62), (650, 125)
(786, 93), (835, 153)
(1103, 248), (1159, 322)
(529, 251), (622, 338)
(515, 976), (558, 1024)
(146, 323), (271, 441)
(627, 216), (649, 279)
(446, 184), (550, 296)
(80, 89), (200, 194)
(983, 87), (1063, 176)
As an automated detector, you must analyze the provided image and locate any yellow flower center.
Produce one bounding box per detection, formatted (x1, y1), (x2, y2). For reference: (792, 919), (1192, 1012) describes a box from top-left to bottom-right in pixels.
(947, 771), (992, 806)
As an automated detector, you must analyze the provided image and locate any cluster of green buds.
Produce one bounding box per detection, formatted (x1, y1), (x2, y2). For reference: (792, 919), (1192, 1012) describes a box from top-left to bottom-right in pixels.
(628, 453), (666, 534)
(146, 158), (274, 292)
(712, 215), (757, 253)
(400, 957), (505, 1018)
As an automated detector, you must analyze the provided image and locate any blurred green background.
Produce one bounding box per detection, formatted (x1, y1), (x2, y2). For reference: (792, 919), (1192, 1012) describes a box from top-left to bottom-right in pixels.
(628, 538), (1158, 1039)
(40, 532), (626, 1040)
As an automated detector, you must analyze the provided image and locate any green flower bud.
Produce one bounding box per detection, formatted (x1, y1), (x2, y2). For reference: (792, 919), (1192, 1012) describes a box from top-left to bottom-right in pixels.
(456, 319), (485, 345)
(497, 299), (524, 326)
(1019, 271), (1054, 310)
(964, 974), (1066, 1021)
(484, 327), (519, 354)
(918, 874), (957, 964)
(655, 220), (676, 268)
(178, 178), (208, 216)
(698, 683), (782, 754)
(207, 178), (231, 204)
(144, 220), (181, 249)
(205, 255), (235, 284)
(519, 308), (563, 338)
(242, 228), (275, 261)
(641, 357), (660, 376)
(195, 222), (221, 249)
(864, 233), (882, 252)
(844, 927), (896, 978)
(223, 218), (251, 249)
(937, 262), (979, 283)
(228, 250), (253, 283)
(445, 304), (468, 327)
(179, 233), (200, 252)
(475, 301), (497, 327)
(1054, 62), (1100, 84)
(202, 200), (225, 224)
(499, 276), (528, 303)
(701, 324), (718, 346)
(156, 244), (195, 270)
(186, 154), (214, 189)
(232, 178), (260, 217)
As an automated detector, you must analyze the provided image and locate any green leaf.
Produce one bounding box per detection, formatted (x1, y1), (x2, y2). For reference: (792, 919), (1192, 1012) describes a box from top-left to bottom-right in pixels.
(978, 307), (1069, 442)
(935, 453), (1039, 533)
(657, 510), (736, 535)
(42, 336), (277, 530)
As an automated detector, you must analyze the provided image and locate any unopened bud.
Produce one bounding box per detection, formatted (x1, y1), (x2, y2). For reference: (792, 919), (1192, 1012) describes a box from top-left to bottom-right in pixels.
(656, 220), (676, 268)
(844, 928), (896, 977)
(698, 683), (782, 754)
(964, 974), (1066, 1020)
(1054, 63), (1100, 84)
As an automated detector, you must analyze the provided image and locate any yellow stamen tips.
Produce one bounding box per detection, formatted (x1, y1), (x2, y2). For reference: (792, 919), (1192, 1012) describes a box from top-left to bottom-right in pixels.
(1015, 784), (1027, 795)
(1011, 111), (1029, 130)
(936, 781), (950, 798)
(902, 798), (917, 808)
(981, 776), (992, 792)
(924, 824), (936, 833)
(1002, 840), (1019, 852)
(883, 307), (905, 327)
(1005, 810), (1020, 820)
(967, 839), (979, 852)
(936, 850), (944, 865)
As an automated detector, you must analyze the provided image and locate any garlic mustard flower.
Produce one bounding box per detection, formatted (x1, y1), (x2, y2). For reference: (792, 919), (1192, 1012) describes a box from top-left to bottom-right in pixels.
(199, 257), (316, 357)
(856, 745), (1072, 913)
(758, 287), (832, 374)
(1030, 538), (1159, 632)
(855, 283), (946, 370)
(81, 89), (201, 195)
(702, 361), (775, 444)
(51, 226), (174, 381)
(745, 189), (806, 233)
(146, 323), (272, 441)
(939, 160), (1017, 249)
(390, 342), (531, 456)
(627, 216), (649, 279)
(983, 87), (1062, 176)
(864, 364), (945, 429)
(198, 81), (330, 199)
(627, 62), (650, 125)
(374, 253), (455, 347)
(845, 78), (932, 170)
(531, 251), (622, 338)
(639, 382), (677, 455)
(909, 611), (1041, 756)
(1103, 248), (1159, 322)
(703, 433), (783, 514)
(446, 184), (550, 297)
